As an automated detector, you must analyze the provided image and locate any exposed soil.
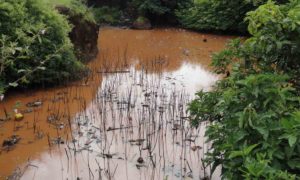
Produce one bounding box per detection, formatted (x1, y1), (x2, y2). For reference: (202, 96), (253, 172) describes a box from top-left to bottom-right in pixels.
(56, 5), (99, 62)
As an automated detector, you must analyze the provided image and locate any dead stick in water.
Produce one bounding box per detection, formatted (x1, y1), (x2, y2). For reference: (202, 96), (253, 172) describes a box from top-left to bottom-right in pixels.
(186, 159), (193, 173)
(95, 159), (102, 180)
(106, 126), (133, 131)
(47, 133), (51, 147)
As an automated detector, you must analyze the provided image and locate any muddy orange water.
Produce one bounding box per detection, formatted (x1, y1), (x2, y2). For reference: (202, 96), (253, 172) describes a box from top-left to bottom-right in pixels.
(0, 27), (235, 180)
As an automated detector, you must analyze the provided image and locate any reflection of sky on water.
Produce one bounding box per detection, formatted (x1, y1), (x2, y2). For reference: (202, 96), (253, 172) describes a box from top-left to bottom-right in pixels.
(161, 61), (218, 93)
(21, 61), (219, 180)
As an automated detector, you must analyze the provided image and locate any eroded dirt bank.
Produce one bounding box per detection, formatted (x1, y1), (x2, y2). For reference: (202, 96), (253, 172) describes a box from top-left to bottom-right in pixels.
(56, 5), (99, 62)
(0, 27), (235, 179)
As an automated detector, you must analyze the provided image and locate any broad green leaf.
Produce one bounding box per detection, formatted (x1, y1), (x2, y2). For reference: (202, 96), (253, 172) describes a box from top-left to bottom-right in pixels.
(244, 144), (258, 155)
(229, 150), (244, 159)
(288, 135), (297, 147)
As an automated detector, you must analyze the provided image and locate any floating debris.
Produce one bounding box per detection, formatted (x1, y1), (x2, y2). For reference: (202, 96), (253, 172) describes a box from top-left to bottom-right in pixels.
(47, 114), (58, 124)
(104, 154), (113, 158)
(142, 104), (149, 108)
(98, 153), (117, 159)
(172, 124), (181, 130)
(136, 164), (147, 169)
(107, 126), (132, 131)
(26, 101), (43, 107)
(52, 137), (64, 145)
(15, 113), (24, 121)
(184, 138), (195, 142)
(84, 139), (93, 146)
(144, 92), (151, 97)
(20, 108), (33, 114)
(137, 157), (144, 164)
(191, 146), (202, 151)
(2, 135), (21, 150)
(128, 139), (145, 143)
(59, 123), (65, 129)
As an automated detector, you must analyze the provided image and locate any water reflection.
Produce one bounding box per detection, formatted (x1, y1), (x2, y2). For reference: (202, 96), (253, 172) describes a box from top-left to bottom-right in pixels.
(21, 61), (219, 180)
(0, 27), (234, 179)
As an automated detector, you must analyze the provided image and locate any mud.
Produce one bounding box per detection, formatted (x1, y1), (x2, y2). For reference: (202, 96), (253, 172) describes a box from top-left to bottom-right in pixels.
(56, 5), (99, 62)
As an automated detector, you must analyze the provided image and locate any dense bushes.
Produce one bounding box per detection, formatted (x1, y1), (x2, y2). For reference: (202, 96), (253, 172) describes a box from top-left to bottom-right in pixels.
(190, 73), (300, 179)
(128, 0), (191, 24)
(88, 0), (192, 25)
(0, 0), (90, 94)
(189, 1), (300, 179)
(212, 0), (300, 84)
(245, 0), (300, 84)
(176, 0), (289, 33)
(92, 6), (121, 25)
(62, 0), (95, 23)
(176, 0), (255, 33)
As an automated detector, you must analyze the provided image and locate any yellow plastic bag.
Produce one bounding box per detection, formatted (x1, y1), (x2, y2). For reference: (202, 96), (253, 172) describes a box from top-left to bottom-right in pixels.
(15, 113), (24, 121)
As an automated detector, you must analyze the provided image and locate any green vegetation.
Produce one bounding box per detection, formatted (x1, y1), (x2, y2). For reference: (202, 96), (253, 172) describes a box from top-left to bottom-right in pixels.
(41, 0), (73, 6)
(0, 0), (83, 94)
(0, 0), (96, 95)
(135, 16), (147, 23)
(65, 0), (95, 23)
(43, 0), (95, 23)
(92, 6), (121, 25)
(176, 0), (289, 33)
(130, 0), (170, 16)
(129, 0), (191, 23)
(88, 0), (192, 25)
(189, 1), (300, 179)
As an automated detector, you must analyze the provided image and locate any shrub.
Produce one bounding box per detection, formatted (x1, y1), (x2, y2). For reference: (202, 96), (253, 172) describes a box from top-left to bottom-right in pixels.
(245, 0), (300, 79)
(92, 6), (121, 25)
(0, 0), (85, 93)
(212, 0), (300, 87)
(128, 0), (192, 24)
(176, 0), (289, 33)
(66, 0), (96, 23)
(189, 1), (300, 179)
(190, 73), (300, 179)
(43, 0), (96, 24)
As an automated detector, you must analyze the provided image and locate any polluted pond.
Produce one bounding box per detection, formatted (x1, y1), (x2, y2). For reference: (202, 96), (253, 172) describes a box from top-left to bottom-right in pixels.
(0, 27), (235, 179)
